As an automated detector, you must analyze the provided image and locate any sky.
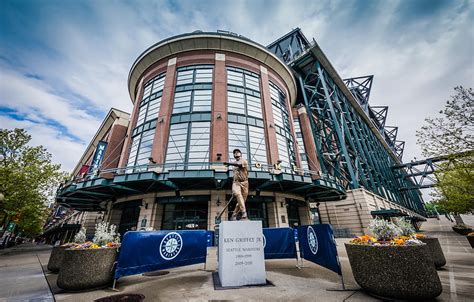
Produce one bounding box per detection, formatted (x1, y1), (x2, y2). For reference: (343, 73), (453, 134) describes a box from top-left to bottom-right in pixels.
(1, 0), (473, 201)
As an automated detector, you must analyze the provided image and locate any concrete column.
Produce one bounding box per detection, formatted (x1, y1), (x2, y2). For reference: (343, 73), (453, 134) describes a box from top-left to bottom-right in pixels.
(152, 203), (164, 230)
(297, 105), (321, 178)
(210, 54), (228, 163)
(298, 205), (311, 225)
(267, 201), (279, 227)
(151, 57), (178, 164)
(136, 196), (155, 230)
(260, 66), (279, 165)
(275, 194), (289, 227)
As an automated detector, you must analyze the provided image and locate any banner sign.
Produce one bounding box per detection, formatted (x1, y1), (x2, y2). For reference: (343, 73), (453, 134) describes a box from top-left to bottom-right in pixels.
(297, 224), (341, 275)
(262, 227), (297, 259)
(88, 141), (108, 174)
(115, 230), (209, 279)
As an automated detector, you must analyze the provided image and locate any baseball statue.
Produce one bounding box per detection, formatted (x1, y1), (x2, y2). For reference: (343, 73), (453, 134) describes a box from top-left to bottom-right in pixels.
(224, 148), (249, 220)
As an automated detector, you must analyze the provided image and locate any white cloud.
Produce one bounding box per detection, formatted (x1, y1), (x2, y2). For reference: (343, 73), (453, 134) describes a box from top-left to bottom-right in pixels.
(0, 116), (87, 172)
(1, 0), (472, 202)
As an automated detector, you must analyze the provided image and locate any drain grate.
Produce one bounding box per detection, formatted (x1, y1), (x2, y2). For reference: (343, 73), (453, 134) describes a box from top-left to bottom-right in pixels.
(143, 270), (170, 276)
(94, 294), (145, 302)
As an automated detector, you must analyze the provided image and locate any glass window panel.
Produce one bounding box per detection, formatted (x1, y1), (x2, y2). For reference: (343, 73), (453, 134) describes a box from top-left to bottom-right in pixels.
(244, 74), (260, 91)
(195, 69), (213, 83)
(151, 76), (166, 94)
(227, 70), (244, 87)
(176, 70), (194, 86)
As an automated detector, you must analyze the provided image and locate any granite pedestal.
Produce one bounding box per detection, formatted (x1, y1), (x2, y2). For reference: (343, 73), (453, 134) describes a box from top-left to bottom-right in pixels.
(218, 220), (266, 287)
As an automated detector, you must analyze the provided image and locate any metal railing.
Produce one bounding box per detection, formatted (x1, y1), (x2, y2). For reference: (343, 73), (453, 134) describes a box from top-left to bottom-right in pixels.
(61, 161), (346, 191)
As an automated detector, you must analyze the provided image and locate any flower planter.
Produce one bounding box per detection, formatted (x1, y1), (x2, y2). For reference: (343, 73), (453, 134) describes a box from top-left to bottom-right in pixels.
(345, 243), (442, 300)
(57, 248), (118, 291)
(452, 226), (472, 235)
(47, 246), (67, 273)
(419, 237), (446, 268)
(467, 236), (474, 248)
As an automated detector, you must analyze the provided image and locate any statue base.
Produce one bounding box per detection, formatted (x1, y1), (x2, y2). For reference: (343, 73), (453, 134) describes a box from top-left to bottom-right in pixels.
(218, 220), (266, 287)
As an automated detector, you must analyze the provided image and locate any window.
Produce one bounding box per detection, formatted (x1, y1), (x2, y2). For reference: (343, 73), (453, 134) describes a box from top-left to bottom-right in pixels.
(228, 122), (267, 167)
(142, 73), (166, 101)
(293, 118), (309, 170)
(127, 125), (157, 172)
(137, 73), (165, 128)
(270, 81), (295, 168)
(173, 65), (213, 115)
(165, 121), (211, 169)
(226, 67), (263, 119)
(227, 67), (260, 92)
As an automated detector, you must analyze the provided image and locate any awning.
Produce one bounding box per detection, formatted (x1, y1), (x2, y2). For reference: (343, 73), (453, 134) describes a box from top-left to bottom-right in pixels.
(371, 209), (408, 217)
(56, 169), (347, 210)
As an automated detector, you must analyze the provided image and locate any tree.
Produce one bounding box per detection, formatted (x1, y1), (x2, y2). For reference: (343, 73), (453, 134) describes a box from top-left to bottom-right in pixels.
(416, 86), (474, 221)
(0, 128), (64, 236)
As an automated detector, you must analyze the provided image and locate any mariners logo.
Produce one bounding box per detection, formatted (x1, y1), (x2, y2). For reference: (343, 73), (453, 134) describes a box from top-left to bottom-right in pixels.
(160, 232), (183, 260)
(307, 226), (319, 255)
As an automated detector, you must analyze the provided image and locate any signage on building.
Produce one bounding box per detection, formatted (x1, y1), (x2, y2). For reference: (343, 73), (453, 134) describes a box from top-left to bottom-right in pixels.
(88, 141), (108, 175)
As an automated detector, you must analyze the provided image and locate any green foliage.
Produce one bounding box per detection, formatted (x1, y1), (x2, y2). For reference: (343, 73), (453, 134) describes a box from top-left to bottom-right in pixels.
(0, 128), (64, 236)
(416, 86), (473, 157)
(416, 86), (474, 215)
(431, 159), (474, 214)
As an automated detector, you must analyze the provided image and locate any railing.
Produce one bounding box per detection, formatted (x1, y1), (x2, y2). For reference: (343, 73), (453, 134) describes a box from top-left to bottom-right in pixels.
(61, 161), (346, 192)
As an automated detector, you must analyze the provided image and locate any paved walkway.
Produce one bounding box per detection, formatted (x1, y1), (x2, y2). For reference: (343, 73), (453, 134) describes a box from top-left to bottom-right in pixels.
(1, 216), (473, 301)
(0, 246), (54, 302)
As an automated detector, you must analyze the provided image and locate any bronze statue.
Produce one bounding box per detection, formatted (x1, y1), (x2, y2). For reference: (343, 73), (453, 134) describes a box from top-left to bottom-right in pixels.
(224, 149), (249, 220)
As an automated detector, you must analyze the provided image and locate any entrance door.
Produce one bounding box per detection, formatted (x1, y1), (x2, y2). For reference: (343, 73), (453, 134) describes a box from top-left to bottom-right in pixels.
(162, 202), (208, 230)
(227, 195), (269, 228)
(118, 203), (140, 236)
(287, 202), (301, 227)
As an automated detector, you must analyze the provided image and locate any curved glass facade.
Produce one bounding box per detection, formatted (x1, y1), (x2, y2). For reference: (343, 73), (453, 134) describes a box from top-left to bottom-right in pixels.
(127, 73), (165, 170)
(166, 65), (214, 169)
(270, 81), (295, 169)
(226, 67), (267, 166)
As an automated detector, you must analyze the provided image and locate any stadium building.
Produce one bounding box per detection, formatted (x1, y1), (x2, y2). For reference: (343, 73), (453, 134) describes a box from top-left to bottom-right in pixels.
(53, 29), (426, 239)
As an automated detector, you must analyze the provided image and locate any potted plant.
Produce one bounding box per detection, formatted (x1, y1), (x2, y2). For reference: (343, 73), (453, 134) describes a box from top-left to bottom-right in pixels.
(466, 232), (474, 248)
(47, 227), (86, 273)
(452, 223), (473, 235)
(396, 218), (446, 268)
(345, 218), (442, 300)
(57, 222), (120, 291)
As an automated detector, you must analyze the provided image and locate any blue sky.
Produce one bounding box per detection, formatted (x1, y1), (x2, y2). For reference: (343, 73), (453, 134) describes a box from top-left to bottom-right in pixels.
(1, 0), (473, 200)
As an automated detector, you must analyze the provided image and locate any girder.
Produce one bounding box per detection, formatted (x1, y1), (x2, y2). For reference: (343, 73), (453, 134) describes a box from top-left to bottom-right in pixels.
(290, 42), (425, 215)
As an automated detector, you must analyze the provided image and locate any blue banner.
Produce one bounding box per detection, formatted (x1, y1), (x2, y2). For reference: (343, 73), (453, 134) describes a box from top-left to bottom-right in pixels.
(115, 230), (209, 279)
(88, 140), (108, 174)
(297, 224), (341, 275)
(262, 227), (297, 259)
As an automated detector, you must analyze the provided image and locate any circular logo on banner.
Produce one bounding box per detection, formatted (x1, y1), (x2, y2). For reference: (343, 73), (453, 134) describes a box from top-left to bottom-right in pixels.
(262, 234), (266, 248)
(160, 232), (183, 260)
(307, 226), (319, 255)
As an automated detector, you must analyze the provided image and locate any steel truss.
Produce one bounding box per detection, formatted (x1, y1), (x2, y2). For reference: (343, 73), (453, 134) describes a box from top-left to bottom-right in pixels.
(291, 51), (425, 215)
(392, 151), (473, 191)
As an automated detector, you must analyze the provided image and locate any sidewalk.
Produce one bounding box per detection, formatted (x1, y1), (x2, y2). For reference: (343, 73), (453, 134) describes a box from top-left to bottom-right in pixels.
(1, 217), (473, 301)
(0, 246), (54, 302)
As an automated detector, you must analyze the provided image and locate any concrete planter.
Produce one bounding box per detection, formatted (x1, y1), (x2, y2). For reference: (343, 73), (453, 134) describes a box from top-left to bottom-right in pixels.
(419, 237), (446, 268)
(452, 226), (472, 235)
(467, 236), (474, 248)
(47, 246), (67, 273)
(345, 243), (442, 300)
(57, 248), (118, 291)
